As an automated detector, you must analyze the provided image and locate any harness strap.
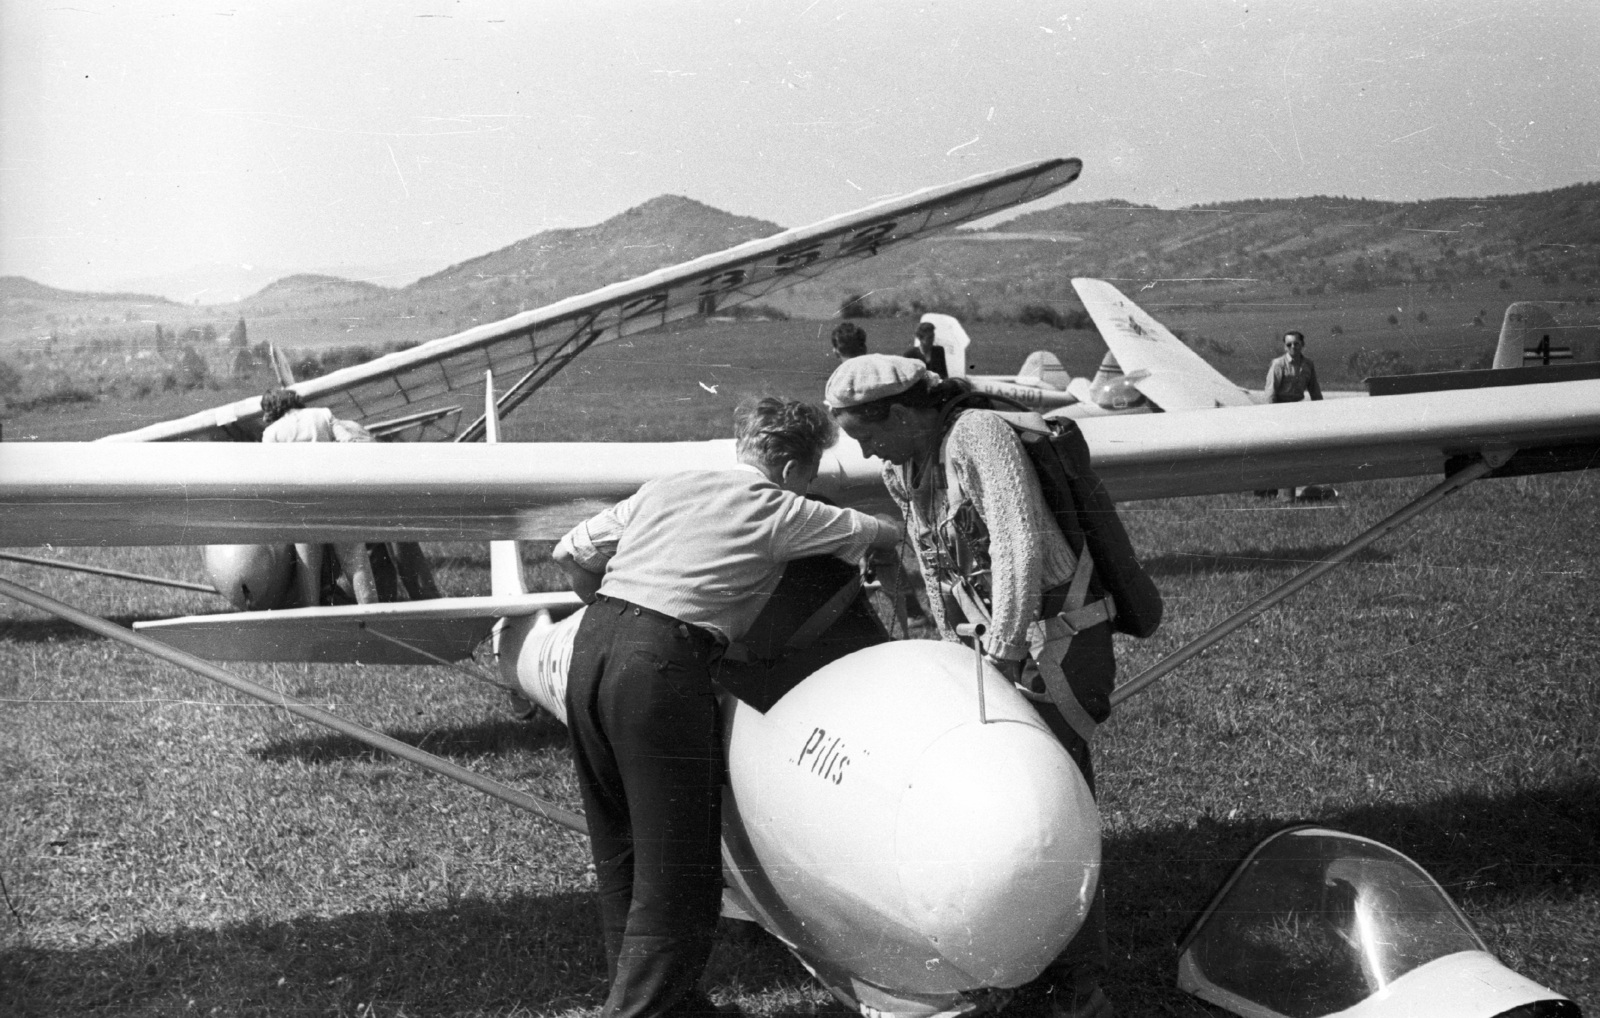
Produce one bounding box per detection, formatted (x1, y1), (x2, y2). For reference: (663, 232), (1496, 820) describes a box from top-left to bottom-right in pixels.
(1027, 615), (1101, 745)
(931, 410), (1110, 739)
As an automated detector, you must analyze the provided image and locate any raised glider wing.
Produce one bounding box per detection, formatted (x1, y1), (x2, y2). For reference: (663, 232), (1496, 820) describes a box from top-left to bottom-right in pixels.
(99, 158), (1083, 445)
(1070, 277), (1259, 411)
(927, 278), (1373, 417)
(920, 286), (1255, 416)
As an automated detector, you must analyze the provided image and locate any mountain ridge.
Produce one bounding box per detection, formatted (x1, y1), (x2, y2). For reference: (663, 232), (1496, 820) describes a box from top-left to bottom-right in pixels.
(3, 182), (1595, 347)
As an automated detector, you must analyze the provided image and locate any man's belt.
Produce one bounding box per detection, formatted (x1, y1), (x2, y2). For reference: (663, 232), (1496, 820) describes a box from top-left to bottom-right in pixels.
(593, 594), (727, 648)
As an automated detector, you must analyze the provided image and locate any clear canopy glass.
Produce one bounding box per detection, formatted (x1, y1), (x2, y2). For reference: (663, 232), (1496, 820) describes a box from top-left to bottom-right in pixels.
(1178, 826), (1488, 1018)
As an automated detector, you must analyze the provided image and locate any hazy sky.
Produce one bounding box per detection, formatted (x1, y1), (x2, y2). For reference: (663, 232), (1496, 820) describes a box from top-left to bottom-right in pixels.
(2, 0), (1595, 294)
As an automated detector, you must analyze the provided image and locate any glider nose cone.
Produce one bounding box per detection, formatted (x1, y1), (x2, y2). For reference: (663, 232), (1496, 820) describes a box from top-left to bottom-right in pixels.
(203, 543), (294, 611)
(897, 719), (1100, 986)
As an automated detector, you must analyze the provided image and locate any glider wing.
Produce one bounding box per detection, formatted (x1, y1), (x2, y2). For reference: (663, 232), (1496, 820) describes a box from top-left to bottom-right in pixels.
(6, 378), (1597, 546)
(1072, 277), (1257, 411)
(99, 159), (1083, 444)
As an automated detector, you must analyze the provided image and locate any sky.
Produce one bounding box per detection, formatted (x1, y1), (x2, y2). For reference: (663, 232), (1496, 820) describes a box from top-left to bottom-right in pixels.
(2, 0), (1596, 298)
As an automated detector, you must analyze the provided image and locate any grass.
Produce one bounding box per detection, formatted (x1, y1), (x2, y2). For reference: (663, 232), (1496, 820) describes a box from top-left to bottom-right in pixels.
(2, 316), (1598, 1015)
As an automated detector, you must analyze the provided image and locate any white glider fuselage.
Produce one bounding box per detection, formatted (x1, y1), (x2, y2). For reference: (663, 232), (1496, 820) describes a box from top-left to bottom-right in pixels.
(496, 607), (1100, 1018)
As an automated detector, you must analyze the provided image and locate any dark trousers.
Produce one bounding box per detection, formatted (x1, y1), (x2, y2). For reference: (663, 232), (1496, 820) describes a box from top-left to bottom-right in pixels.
(566, 597), (726, 1018)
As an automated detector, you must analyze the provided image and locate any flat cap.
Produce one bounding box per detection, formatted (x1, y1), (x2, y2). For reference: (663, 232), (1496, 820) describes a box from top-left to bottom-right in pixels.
(824, 354), (927, 409)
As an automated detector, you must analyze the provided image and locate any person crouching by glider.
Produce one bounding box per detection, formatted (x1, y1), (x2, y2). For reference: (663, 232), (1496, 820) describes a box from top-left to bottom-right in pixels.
(552, 396), (903, 1018)
(825, 355), (1163, 1018)
(258, 388), (382, 606)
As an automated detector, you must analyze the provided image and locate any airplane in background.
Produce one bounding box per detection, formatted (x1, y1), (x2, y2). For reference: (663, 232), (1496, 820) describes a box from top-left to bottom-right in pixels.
(1494, 301), (1600, 369)
(921, 278), (1373, 415)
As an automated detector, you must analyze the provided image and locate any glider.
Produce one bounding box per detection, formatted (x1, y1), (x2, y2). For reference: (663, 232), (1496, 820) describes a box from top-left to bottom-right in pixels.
(921, 278), (1371, 415)
(6, 156), (1599, 1015)
(98, 158), (1083, 445)
(4, 368), (1596, 1016)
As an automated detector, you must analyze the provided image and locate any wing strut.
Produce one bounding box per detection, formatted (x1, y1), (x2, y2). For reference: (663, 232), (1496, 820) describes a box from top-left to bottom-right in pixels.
(0, 574), (587, 837)
(1110, 451), (1511, 708)
(0, 551), (218, 594)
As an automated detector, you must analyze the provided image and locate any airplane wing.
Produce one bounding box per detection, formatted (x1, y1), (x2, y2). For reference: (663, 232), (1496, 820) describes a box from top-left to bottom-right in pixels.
(1071, 277), (1258, 411)
(98, 159), (1083, 444)
(7, 378), (1597, 546)
(132, 592), (583, 665)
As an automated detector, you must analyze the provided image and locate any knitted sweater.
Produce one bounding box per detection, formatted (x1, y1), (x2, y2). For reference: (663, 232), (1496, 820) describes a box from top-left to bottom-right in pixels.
(885, 410), (1077, 659)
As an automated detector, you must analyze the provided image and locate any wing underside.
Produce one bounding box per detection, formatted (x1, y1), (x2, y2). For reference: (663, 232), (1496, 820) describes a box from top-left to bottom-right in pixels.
(7, 379), (1597, 546)
(101, 159), (1083, 444)
(132, 593), (584, 665)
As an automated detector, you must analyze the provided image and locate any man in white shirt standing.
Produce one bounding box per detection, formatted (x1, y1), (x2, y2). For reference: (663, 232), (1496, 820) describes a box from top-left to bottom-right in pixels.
(552, 396), (902, 1018)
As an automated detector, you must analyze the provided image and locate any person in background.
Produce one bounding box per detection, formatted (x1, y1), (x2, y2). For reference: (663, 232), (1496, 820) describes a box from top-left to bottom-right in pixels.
(1265, 330), (1323, 404)
(259, 388), (381, 606)
(831, 321), (868, 360)
(552, 396), (902, 1018)
(903, 321), (949, 378)
(1262, 331), (1325, 500)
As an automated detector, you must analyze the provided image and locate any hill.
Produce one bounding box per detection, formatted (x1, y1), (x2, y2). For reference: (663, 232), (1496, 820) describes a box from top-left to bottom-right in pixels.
(3, 182), (1595, 353)
(765, 184), (1600, 319)
(237, 274), (394, 316)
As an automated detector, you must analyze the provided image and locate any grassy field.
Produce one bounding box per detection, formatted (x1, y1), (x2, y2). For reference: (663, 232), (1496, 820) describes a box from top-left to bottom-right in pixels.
(7, 280), (1572, 443)
(2, 317), (1598, 1016)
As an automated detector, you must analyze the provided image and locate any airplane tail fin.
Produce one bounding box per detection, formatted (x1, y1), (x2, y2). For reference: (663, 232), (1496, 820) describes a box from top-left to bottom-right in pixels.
(1089, 349), (1124, 389)
(483, 372), (528, 598)
(1015, 350), (1072, 391)
(1493, 302), (1598, 369)
(919, 313), (970, 377)
(269, 343), (297, 387)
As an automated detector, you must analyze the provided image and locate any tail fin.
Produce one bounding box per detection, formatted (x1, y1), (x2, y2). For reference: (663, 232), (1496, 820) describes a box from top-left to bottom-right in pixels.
(1016, 350), (1071, 391)
(919, 313), (970, 377)
(1495, 303), (1566, 368)
(483, 371), (528, 597)
(1089, 349), (1124, 389)
(269, 343), (297, 387)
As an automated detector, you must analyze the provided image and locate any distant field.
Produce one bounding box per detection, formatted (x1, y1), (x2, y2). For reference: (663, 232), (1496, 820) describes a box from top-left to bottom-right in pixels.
(2, 305), (1597, 1015)
(6, 279), (1590, 442)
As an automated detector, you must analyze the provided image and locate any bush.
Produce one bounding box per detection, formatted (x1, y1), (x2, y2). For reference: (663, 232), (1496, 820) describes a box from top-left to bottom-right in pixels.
(1018, 303), (1065, 329)
(0, 358), (20, 397)
(839, 294), (871, 319)
(173, 345), (210, 390)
